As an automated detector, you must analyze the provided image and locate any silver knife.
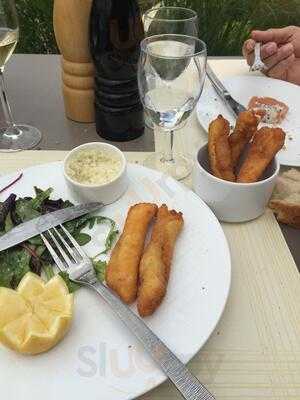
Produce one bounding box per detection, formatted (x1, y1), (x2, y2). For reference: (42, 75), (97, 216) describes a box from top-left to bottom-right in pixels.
(206, 63), (246, 117)
(0, 202), (104, 251)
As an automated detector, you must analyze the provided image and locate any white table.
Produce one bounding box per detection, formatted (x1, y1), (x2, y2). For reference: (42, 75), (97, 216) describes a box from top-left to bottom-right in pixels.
(0, 57), (299, 400)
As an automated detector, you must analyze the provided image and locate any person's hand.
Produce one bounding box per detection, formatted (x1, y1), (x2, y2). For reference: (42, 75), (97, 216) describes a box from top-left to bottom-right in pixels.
(242, 26), (300, 85)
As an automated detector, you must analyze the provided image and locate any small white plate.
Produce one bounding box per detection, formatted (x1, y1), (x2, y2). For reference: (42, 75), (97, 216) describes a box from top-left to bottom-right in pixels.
(196, 75), (300, 166)
(0, 162), (231, 400)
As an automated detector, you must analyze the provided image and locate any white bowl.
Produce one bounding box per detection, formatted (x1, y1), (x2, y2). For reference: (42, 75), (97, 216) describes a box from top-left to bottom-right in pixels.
(63, 142), (128, 205)
(192, 144), (280, 223)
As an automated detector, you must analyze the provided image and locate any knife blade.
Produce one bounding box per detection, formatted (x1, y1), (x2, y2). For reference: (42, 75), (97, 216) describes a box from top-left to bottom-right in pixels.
(0, 202), (104, 251)
(206, 64), (246, 117)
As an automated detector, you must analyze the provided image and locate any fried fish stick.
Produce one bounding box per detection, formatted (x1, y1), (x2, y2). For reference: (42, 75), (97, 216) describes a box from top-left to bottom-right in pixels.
(229, 110), (259, 167)
(208, 115), (235, 181)
(237, 127), (285, 183)
(106, 203), (158, 304)
(137, 205), (183, 317)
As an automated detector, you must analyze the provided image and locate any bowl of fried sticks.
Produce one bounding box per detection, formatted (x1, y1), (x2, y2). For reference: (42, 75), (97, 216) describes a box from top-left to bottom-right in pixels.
(193, 111), (285, 222)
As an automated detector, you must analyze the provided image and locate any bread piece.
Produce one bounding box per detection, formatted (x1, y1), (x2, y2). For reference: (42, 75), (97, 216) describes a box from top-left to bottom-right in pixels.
(269, 168), (300, 228)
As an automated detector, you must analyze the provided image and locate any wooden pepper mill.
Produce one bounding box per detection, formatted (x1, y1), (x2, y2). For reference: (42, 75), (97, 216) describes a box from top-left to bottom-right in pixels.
(53, 0), (95, 123)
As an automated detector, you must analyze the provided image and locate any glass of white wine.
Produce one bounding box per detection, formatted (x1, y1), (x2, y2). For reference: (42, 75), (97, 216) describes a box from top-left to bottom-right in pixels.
(0, 0), (42, 151)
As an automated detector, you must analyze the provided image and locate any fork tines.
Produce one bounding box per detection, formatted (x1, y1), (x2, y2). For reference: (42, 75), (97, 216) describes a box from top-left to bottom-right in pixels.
(41, 225), (85, 272)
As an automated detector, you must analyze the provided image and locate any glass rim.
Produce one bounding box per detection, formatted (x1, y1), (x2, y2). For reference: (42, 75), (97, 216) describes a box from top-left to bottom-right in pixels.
(143, 6), (198, 22)
(140, 34), (207, 60)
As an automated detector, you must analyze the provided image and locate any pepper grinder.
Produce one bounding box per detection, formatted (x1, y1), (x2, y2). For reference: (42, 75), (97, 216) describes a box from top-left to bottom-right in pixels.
(89, 0), (145, 141)
(53, 0), (95, 123)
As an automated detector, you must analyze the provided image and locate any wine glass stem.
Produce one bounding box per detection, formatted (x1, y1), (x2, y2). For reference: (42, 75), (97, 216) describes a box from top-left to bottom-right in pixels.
(164, 130), (174, 163)
(0, 70), (15, 129)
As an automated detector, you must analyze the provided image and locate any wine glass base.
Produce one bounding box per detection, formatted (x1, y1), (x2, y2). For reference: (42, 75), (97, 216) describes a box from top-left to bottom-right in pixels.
(0, 124), (42, 152)
(143, 152), (193, 181)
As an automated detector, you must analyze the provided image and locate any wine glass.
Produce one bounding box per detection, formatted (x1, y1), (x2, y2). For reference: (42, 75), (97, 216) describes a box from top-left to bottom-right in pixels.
(143, 6), (198, 37)
(143, 6), (198, 129)
(138, 34), (206, 180)
(0, 0), (42, 151)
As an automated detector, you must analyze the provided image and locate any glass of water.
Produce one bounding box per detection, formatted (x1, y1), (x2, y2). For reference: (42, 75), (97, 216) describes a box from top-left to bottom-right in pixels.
(138, 34), (206, 180)
(143, 6), (198, 129)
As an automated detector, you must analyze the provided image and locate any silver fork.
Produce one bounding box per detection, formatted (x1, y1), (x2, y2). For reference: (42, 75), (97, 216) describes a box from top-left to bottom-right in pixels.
(250, 42), (267, 72)
(41, 225), (215, 400)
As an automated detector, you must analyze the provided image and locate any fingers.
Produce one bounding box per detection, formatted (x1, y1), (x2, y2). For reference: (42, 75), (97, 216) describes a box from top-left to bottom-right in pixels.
(242, 39), (255, 61)
(266, 53), (295, 80)
(243, 26), (296, 81)
(263, 42), (294, 71)
(251, 26), (295, 44)
(284, 59), (300, 85)
(243, 39), (278, 66)
(260, 42), (278, 59)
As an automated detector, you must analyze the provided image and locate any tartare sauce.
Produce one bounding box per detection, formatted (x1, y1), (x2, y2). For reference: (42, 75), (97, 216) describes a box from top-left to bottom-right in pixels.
(66, 149), (122, 185)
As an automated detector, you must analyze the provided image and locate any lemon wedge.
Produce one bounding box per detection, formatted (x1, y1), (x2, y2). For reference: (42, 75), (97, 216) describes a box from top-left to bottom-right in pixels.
(0, 272), (73, 355)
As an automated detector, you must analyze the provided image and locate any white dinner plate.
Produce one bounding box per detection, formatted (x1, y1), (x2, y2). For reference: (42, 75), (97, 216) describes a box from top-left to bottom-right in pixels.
(0, 162), (231, 400)
(196, 75), (300, 166)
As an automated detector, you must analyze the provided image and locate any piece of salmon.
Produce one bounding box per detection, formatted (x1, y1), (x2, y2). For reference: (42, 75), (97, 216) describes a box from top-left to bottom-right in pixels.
(248, 96), (289, 124)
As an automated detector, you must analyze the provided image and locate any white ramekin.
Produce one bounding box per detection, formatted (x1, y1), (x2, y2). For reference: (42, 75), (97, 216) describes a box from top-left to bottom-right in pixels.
(192, 144), (280, 223)
(63, 142), (128, 205)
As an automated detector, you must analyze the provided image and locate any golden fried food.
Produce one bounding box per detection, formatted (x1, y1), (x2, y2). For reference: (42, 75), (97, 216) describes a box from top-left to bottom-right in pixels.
(229, 110), (259, 167)
(237, 127), (285, 183)
(137, 205), (183, 317)
(106, 203), (158, 304)
(208, 115), (235, 182)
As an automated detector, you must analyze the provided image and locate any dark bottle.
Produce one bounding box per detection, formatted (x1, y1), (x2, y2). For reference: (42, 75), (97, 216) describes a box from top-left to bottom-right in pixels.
(89, 0), (145, 141)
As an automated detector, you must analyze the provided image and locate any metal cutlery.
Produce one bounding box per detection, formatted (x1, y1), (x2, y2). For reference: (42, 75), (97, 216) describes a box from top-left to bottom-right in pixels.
(0, 202), (104, 251)
(206, 63), (246, 117)
(41, 225), (215, 400)
(250, 42), (267, 72)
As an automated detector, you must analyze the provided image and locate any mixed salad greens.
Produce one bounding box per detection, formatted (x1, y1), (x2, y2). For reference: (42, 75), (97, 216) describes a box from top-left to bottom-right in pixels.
(0, 187), (118, 292)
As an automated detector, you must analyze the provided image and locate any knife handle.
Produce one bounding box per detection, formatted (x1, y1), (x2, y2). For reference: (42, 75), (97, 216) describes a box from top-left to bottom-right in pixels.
(91, 281), (215, 400)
